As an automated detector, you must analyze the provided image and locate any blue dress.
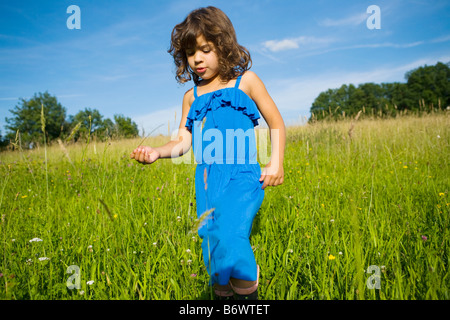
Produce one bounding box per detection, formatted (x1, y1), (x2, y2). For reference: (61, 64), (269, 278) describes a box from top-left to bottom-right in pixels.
(185, 74), (265, 286)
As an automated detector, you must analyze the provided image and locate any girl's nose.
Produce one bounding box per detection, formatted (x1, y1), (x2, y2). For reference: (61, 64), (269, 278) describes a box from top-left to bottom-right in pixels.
(194, 51), (203, 63)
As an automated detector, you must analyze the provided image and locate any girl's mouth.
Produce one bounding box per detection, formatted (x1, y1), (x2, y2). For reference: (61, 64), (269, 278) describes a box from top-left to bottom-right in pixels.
(196, 68), (206, 73)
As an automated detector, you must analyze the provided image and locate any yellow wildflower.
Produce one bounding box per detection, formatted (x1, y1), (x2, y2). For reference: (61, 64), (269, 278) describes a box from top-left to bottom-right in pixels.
(328, 254), (336, 260)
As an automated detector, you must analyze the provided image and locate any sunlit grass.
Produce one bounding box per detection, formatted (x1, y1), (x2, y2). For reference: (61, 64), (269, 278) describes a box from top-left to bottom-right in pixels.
(0, 112), (448, 299)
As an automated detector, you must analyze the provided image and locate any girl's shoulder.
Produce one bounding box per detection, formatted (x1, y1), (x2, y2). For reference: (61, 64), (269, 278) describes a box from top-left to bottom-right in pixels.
(183, 87), (195, 106)
(240, 71), (266, 100)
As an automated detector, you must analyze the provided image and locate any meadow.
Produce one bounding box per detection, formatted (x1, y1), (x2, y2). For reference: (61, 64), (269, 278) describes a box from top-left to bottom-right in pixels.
(0, 112), (448, 300)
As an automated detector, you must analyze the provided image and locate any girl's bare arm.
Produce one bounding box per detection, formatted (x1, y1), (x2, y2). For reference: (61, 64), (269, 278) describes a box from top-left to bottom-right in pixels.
(242, 71), (286, 189)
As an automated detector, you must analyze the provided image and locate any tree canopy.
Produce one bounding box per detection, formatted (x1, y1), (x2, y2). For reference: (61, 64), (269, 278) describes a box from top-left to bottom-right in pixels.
(310, 61), (450, 121)
(4, 91), (139, 148)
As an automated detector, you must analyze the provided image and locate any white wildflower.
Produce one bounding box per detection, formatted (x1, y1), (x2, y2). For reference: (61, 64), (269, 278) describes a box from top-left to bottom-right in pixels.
(29, 237), (43, 242)
(38, 257), (49, 261)
(79, 290), (85, 295)
(86, 280), (94, 285)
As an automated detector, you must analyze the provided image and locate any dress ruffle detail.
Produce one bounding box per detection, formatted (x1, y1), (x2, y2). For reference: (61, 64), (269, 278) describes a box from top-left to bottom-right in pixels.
(185, 88), (260, 131)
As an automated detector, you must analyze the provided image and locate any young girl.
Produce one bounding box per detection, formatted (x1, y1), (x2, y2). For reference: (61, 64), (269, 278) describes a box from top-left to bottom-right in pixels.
(130, 6), (285, 300)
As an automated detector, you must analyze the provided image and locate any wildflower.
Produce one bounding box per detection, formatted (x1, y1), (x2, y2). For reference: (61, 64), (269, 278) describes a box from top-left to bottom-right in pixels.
(438, 193), (445, 197)
(152, 242), (157, 247)
(21, 195), (28, 199)
(330, 219), (335, 223)
(190, 273), (197, 278)
(338, 252), (343, 255)
(421, 235), (427, 241)
(26, 259), (32, 265)
(288, 249), (293, 253)
(328, 254), (336, 260)
(79, 290), (85, 295)
(38, 257), (49, 261)
(186, 249), (191, 254)
(87, 280), (94, 285)
(177, 216), (181, 222)
(29, 238), (43, 242)
(113, 214), (118, 219)
(403, 165), (408, 169)
(187, 259), (192, 266)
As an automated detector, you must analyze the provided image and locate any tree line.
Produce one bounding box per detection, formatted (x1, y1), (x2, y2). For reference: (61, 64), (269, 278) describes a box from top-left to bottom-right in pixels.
(310, 61), (450, 121)
(1, 91), (139, 150)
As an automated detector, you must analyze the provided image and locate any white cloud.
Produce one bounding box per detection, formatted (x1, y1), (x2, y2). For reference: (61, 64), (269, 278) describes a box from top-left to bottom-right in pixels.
(262, 36), (335, 52)
(263, 39), (300, 52)
(319, 12), (367, 27)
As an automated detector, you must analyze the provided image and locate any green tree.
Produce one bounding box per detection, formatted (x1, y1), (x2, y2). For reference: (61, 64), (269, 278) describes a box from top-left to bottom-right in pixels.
(5, 91), (66, 145)
(0, 130), (8, 150)
(113, 114), (139, 138)
(68, 108), (106, 141)
(309, 61), (450, 121)
(405, 61), (450, 109)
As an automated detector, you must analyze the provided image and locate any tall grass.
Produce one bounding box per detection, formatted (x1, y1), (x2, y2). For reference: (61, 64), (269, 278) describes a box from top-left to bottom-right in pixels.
(0, 112), (448, 300)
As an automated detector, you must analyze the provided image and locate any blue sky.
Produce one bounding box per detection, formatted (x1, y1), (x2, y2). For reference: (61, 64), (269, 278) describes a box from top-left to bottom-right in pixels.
(1, 0), (449, 136)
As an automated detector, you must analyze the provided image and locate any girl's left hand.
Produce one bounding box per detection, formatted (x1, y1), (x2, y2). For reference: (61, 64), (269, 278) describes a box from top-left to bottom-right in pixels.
(259, 161), (284, 190)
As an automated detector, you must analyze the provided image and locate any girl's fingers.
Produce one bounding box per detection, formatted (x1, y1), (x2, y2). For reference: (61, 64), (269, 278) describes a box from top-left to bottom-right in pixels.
(138, 150), (145, 163)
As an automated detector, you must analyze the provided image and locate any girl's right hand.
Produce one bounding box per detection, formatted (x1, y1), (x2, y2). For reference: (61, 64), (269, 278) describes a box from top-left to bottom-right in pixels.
(130, 146), (160, 164)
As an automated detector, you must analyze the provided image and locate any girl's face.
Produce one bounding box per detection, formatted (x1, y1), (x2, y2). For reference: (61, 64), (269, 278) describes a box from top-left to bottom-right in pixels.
(186, 35), (220, 82)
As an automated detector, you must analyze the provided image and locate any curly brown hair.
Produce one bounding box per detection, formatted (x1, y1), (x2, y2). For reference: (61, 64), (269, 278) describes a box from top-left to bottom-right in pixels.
(168, 6), (252, 85)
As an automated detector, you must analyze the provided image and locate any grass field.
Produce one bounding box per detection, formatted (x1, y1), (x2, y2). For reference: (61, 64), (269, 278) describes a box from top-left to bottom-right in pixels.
(0, 112), (448, 300)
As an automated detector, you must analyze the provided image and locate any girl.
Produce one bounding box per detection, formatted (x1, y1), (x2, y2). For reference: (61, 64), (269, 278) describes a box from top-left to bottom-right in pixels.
(130, 6), (285, 300)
